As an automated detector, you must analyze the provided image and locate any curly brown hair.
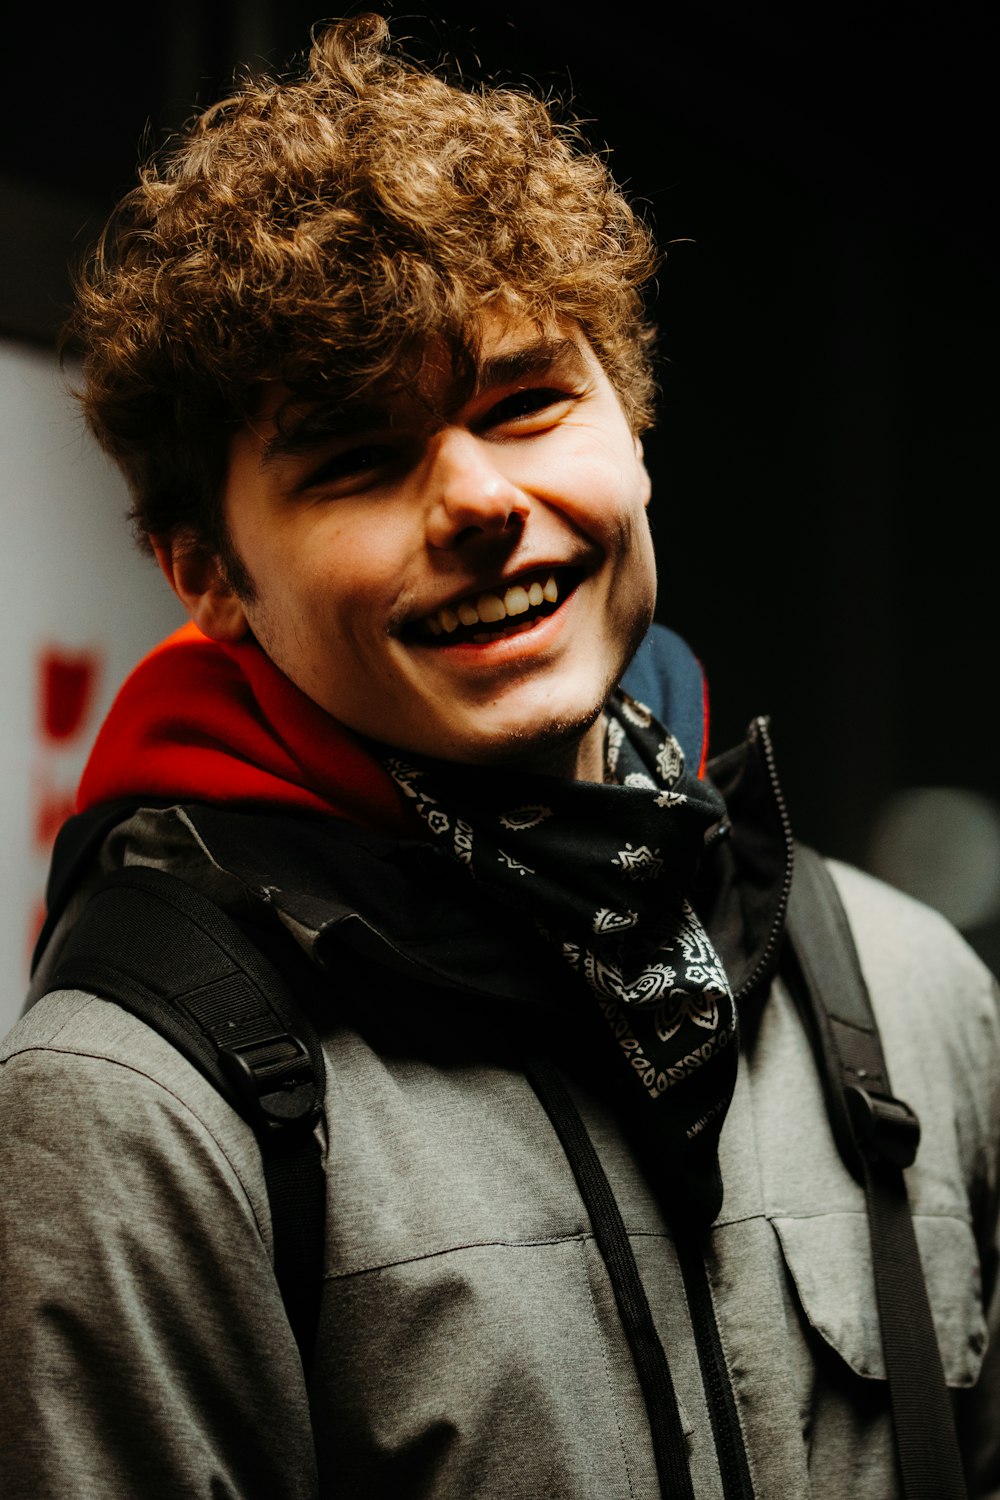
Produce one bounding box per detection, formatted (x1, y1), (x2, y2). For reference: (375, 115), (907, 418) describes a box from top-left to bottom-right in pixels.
(65, 13), (661, 556)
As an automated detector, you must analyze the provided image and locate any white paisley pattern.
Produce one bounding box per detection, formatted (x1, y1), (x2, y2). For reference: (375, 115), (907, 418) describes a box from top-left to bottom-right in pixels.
(605, 717), (625, 776)
(592, 907), (639, 935)
(497, 849), (534, 875)
(380, 691), (737, 1220)
(624, 771), (658, 790)
(499, 805), (553, 831)
(612, 843), (663, 880)
(454, 819), (474, 866)
(654, 789), (688, 810)
(620, 697), (653, 728)
(655, 736), (684, 784)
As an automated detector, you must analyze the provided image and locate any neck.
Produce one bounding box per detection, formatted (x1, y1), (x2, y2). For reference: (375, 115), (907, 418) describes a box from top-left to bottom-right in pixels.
(509, 714), (607, 783)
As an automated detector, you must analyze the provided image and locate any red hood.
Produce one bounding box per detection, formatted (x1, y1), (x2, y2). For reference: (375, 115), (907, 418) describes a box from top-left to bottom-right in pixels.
(77, 622), (410, 835)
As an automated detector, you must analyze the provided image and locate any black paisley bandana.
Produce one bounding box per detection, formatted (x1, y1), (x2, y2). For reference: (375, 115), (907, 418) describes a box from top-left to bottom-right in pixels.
(382, 691), (737, 1223)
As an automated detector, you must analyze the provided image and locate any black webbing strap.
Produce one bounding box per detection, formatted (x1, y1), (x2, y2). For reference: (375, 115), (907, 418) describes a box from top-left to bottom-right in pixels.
(526, 1056), (696, 1500)
(786, 843), (968, 1500)
(45, 864), (327, 1371)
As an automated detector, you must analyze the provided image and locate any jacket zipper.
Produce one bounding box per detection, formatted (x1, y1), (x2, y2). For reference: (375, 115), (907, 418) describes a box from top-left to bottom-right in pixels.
(732, 716), (796, 1009)
(671, 714), (792, 1497)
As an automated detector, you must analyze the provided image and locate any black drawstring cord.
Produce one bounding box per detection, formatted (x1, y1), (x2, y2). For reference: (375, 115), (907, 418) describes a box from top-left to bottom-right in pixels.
(525, 1056), (696, 1500)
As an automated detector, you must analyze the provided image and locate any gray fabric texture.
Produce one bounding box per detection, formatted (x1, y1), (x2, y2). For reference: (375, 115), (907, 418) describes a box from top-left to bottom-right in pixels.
(2, 859), (999, 1498)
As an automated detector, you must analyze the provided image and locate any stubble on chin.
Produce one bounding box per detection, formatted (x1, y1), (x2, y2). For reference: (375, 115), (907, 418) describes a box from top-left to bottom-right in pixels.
(464, 703), (609, 781)
(457, 589), (654, 780)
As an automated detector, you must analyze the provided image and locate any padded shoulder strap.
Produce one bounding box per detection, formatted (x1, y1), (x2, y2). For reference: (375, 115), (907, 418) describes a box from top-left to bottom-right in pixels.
(786, 843), (967, 1500)
(45, 863), (326, 1372)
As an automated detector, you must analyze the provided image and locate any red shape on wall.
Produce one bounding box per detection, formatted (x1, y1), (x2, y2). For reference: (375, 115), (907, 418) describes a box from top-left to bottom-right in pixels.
(34, 782), (78, 851)
(38, 646), (102, 742)
(27, 898), (46, 967)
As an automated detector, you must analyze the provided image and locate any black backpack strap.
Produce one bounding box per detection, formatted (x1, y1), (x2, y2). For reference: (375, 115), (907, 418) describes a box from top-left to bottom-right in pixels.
(786, 842), (967, 1500)
(43, 863), (326, 1372)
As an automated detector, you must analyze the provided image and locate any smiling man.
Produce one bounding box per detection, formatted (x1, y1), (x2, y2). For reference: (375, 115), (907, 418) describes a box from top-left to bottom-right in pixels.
(167, 322), (656, 775)
(2, 14), (999, 1500)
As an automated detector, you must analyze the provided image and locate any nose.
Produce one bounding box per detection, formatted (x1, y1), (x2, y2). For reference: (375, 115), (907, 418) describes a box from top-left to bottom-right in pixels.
(423, 427), (529, 551)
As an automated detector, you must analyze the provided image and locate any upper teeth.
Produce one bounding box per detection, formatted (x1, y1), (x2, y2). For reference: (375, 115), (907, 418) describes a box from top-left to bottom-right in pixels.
(425, 574), (559, 636)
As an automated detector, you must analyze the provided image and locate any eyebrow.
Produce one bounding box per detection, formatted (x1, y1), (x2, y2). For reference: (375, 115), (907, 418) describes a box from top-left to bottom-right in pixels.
(472, 336), (587, 393)
(258, 334), (589, 465)
(260, 401), (394, 465)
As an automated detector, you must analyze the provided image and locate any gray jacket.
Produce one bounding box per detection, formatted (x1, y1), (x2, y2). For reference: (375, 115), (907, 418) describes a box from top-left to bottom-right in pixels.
(1, 786), (998, 1499)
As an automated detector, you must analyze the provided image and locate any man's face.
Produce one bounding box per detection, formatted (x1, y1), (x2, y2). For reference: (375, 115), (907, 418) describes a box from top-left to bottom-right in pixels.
(211, 318), (656, 778)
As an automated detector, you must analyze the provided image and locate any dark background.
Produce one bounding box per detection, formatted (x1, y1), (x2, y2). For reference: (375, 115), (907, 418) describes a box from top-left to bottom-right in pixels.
(3, 1), (997, 904)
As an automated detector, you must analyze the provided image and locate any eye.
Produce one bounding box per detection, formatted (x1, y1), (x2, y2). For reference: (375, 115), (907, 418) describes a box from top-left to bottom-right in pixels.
(298, 442), (401, 495)
(481, 385), (581, 432)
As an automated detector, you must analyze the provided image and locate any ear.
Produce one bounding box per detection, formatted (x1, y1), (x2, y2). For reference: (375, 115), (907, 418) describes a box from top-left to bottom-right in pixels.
(151, 535), (250, 643)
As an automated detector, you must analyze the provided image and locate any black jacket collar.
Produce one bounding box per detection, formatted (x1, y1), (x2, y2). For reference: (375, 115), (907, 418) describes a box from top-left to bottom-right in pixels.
(38, 717), (792, 1020)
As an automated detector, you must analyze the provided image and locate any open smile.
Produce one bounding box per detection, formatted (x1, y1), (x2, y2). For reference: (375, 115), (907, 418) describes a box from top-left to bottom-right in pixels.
(407, 567), (583, 646)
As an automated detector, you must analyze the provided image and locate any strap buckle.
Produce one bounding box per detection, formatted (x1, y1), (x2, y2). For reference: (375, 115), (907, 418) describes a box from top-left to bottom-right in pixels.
(844, 1084), (920, 1169)
(219, 1031), (321, 1132)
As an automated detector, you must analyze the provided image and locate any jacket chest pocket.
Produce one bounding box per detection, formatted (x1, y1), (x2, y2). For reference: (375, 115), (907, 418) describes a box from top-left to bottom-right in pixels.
(771, 1210), (987, 1388)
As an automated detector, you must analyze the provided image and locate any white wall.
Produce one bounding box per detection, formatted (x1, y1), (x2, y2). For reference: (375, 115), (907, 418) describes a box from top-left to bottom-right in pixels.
(0, 341), (184, 1032)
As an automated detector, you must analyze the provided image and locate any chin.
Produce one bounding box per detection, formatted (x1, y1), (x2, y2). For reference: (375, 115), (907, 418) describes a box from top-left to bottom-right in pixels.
(447, 700), (608, 778)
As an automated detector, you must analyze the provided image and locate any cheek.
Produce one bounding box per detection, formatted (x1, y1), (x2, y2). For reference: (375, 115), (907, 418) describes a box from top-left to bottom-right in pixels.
(610, 509), (657, 629)
(309, 509), (416, 607)
(569, 439), (651, 533)
(633, 504), (657, 569)
(263, 523), (382, 622)
(606, 484), (657, 571)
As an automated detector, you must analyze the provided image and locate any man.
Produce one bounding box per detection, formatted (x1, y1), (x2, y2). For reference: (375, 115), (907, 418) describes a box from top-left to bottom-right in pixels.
(1, 14), (998, 1498)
